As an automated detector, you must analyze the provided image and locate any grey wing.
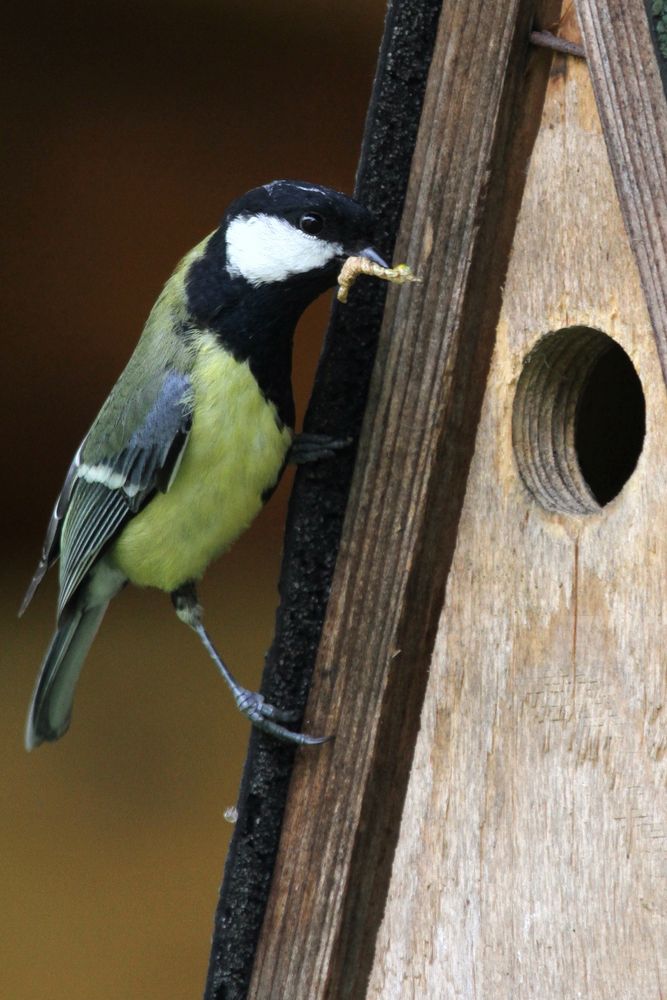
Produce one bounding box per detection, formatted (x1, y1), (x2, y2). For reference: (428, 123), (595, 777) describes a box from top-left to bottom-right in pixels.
(21, 369), (193, 619)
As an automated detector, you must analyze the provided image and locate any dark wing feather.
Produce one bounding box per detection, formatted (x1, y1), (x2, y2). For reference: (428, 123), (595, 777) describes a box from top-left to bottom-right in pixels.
(22, 369), (193, 619)
(19, 443), (85, 616)
(57, 487), (130, 614)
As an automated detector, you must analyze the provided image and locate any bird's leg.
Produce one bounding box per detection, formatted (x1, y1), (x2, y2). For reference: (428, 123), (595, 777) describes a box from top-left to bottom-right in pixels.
(170, 582), (328, 746)
(288, 432), (352, 465)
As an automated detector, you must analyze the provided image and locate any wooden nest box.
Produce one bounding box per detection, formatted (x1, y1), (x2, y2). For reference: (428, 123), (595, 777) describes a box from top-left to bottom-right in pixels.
(212, 3), (667, 997)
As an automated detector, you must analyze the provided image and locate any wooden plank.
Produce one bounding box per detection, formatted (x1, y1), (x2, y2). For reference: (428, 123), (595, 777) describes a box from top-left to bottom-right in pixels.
(578, 0), (667, 385)
(203, 3), (443, 997)
(366, 7), (667, 997)
(247, 2), (560, 997)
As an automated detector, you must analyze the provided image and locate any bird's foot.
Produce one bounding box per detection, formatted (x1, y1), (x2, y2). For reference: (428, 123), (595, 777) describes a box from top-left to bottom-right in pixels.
(173, 587), (331, 747)
(235, 687), (330, 746)
(289, 432), (352, 465)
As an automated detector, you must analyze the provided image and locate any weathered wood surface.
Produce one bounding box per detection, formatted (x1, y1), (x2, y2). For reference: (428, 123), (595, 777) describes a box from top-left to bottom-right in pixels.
(247, 1), (560, 997)
(366, 9), (667, 999)
(578, 0), (667, 388)
(203, 3), (443, 997)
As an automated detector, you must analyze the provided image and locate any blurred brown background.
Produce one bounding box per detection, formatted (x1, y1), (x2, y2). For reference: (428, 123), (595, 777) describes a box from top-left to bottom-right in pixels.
(2, 2), (385, 995)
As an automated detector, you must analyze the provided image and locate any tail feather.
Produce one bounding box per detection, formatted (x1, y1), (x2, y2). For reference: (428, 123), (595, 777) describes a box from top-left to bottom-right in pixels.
(25, 603), (109, 750)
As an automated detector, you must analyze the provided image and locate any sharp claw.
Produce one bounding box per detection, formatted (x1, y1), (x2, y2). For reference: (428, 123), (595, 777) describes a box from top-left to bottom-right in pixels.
(234, 687), (329, 744)
(254, 717), (333, 746)
(289, 433), (353, 465)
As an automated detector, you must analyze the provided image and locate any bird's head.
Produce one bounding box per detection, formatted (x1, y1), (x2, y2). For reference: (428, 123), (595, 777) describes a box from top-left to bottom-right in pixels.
(222, 179), (387, 290)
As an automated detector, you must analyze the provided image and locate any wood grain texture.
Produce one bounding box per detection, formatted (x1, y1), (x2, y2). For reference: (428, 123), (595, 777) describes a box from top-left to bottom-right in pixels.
(203, 3), (443, 997)
(578, 0), (667, 386)
(247, 1), (560, 997)
(367, 10), (667, 998)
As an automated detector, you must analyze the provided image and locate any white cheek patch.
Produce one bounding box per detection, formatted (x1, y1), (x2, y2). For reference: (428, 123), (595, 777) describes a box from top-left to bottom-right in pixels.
(225, 214), (343, 286)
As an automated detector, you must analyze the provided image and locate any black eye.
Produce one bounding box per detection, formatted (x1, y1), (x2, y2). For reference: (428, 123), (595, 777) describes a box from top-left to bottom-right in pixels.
(299, 212), (324, 236)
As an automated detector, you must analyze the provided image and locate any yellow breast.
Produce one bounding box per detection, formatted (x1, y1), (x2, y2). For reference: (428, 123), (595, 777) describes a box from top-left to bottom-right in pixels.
(111, 336), (292, 591)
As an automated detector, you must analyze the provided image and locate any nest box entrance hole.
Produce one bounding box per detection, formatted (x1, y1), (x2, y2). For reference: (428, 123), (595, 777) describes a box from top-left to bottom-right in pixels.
(512, 326), (646, 514)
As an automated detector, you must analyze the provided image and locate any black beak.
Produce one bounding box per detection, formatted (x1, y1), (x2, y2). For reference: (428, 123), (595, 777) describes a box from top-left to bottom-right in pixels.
(356, 246), (390, 269)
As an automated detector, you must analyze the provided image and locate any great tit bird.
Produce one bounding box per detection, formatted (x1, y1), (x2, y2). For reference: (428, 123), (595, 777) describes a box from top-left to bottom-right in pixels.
(22, 179), (387, 750)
